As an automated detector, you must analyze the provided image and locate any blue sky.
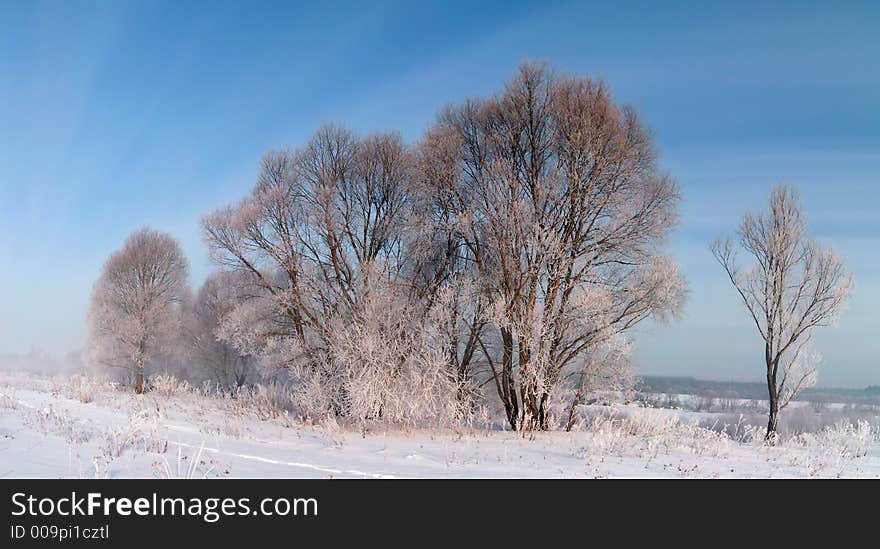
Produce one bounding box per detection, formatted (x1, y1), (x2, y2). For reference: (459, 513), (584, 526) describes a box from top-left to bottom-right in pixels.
(1, 1), (877, 386)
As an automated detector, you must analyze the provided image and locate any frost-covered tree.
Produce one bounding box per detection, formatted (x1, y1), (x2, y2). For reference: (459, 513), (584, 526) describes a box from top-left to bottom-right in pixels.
(86, 228), (189, 394)
(187, 270), (257, 389)
(202, 65), (686, 430)
(712, 184), (853, 440)
(418, 62), (686, 430)
(203, 127), (471, 423)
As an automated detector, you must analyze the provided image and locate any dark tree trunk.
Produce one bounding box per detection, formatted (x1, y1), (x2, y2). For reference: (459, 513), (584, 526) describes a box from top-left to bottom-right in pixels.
(135, 338), (146, 395)
(765, 357), (779, 441)
(766, 388), (779, 441)
(500, 328), (518, 430)
(537, 392), (549, 431)
(564, 395), (580, 432)
(135, 366), (145, 395)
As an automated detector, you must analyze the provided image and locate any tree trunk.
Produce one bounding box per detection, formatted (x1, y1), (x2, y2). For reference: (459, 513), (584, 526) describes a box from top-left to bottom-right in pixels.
(765, 363), (779, 442)
(135, 337), (146, 395)
(565, 373), (588, 432)
(135, 365), (145, 395)
(766, 396), (779, 441)
(564, 390), (582, 433)
(519, 344), (538, 431)
(500, 328), (518, 430)
(537, 392), (549, 431)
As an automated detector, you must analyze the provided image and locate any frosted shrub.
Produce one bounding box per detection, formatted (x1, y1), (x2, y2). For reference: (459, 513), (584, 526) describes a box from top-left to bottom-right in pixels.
(27, 405), (95, 445)
(318, 414), (346, 448)
(91, 455), (113, 479)
(698, 414), (766, 446)
(227, 383), (294, 422)
(244, 383), (292, 420)
(311, 287), (476, 429)
(100, 429), (135, 459)
(63, 374), (117, 404)
(31, 406), (94, 444)
(581, 407), (731, 459)
(67, 375), (97, 404)
(795, 420), (877, 458)
(337, 343), (470, 429)
(100, 408), (167, 458)
(290, 370), (338, 423)
(149, 373), (193, 398)
(618, 409), (681, 438)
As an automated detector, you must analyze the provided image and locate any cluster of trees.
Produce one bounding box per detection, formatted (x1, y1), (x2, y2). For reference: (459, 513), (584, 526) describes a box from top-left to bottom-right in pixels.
(86, 63), (852, 438)
(85, 229), (257, 394)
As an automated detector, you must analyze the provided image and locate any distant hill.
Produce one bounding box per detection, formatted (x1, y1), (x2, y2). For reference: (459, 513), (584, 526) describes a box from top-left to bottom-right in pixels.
(636, 376), (880, 406)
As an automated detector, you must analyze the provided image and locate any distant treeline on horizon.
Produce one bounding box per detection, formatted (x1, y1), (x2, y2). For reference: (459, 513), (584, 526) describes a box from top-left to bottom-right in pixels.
(637, 375), (880, 404)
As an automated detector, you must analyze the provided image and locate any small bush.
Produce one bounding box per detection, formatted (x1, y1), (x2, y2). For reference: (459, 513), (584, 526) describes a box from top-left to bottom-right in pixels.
(793, 420), (877, 458)
(227, 383), (294, 422)
(148, 374), (193, 397)
(26, 405), (95, 444)
(99, 407), (167, 459)
(62, 374), (117, 404)
(578, 407), (731, 459)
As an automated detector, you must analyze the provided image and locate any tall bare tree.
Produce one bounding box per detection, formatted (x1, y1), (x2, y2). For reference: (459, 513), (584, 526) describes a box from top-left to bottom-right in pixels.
(419, 62), (686, 430)
(86, 228), (189, 394)
(712, 184), (853, 439)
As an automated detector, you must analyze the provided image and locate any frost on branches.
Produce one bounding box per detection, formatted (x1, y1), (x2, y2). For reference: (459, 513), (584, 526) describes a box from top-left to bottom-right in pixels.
(713, 184), (853, 440)
(196, 63), (686, 431)
(186, 270), (258, 389)
(417, 63), (687, 430)
(86, 228), (189, 394)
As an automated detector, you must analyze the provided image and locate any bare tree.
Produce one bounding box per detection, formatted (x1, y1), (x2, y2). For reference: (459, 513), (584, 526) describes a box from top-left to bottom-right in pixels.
(86, 228), (189, 394)
(418, 62), (686, 430)
(712, 184), (853, 440)
(203, 126), (472, 422)
(187, 270), (257, 389)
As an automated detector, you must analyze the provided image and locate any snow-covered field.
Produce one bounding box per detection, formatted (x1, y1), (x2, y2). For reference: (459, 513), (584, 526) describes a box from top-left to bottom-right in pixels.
(1, 372), (878, 478)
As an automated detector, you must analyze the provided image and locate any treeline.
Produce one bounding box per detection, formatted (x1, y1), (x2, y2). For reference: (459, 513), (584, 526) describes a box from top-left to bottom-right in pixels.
(85, 62), (853, 438)
(86, 63), (685, 431)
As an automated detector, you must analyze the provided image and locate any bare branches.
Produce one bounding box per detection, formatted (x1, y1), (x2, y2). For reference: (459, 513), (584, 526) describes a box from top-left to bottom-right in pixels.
(419, 62), (686, 430)
(712, 183), (853, 438)
(187, 270), (258, 389)
(195, 63), (689, 430)
(86, 228), (190, 393)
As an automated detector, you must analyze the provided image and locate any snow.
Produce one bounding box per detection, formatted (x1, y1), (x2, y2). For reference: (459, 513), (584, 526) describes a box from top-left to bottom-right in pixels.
(1, 372), (878, 479)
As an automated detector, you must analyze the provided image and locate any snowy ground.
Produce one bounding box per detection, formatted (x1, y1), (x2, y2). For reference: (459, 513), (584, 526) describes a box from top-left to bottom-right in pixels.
(1, 372), (878, 478)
